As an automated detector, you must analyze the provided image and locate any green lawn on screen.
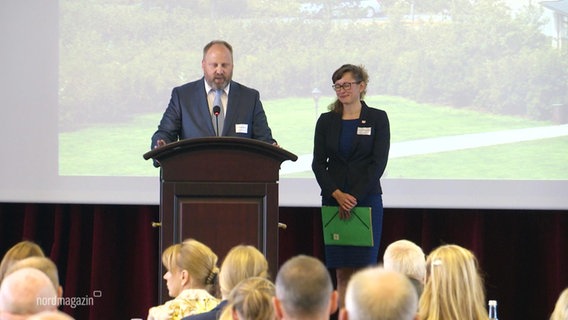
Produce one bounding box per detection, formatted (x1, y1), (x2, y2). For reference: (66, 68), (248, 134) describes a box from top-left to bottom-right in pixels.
(59, 95), (568, 179)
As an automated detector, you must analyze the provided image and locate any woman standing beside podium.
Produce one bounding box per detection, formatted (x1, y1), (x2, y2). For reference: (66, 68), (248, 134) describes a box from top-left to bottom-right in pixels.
(312, 64), (390, 308)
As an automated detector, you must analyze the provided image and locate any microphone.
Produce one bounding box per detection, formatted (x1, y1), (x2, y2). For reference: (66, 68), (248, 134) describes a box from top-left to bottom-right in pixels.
(213, 105), (221, 136)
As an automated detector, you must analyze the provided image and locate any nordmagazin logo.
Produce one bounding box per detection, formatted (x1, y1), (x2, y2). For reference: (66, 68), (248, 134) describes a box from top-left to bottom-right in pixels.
(36, 290), (101, 309)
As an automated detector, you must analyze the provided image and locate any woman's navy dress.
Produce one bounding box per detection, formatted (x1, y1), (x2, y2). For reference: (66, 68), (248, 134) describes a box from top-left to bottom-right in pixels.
(323, 119), (383, 268)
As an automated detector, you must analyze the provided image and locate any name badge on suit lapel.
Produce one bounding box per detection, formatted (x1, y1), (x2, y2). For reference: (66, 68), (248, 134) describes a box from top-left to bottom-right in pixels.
(236, 124), (248, 134)
(357, 127), (372, 135)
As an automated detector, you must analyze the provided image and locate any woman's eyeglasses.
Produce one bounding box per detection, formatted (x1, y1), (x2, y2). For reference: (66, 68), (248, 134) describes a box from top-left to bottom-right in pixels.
(331, 81), (361, 91)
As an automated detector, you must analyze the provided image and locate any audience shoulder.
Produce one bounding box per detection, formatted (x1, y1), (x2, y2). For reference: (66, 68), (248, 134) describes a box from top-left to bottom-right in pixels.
(27, 310), (75, 320)
(550, 287), (568, 320)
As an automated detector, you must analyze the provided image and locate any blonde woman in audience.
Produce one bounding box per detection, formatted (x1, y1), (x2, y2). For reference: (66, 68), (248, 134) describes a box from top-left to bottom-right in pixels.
(187, 244), (270, 320)
(418, 244), (488, 320)
(218, 277), (276, 320)
(0, 240), (45, 284)
(148, 239), (220, 320)
(550, 287), (568, 320)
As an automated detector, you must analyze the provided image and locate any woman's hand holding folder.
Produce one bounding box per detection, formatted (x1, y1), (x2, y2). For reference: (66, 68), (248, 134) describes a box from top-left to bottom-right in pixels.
(332, 189), (358, 215)
(339, 208), (351, 220)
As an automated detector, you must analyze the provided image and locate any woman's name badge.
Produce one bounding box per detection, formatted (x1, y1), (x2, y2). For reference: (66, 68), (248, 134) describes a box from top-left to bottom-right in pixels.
(357, 127), (372, 135)
(235, 124), (248, 133)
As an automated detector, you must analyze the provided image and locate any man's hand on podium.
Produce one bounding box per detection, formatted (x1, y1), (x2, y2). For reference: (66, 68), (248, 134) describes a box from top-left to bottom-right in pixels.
(154, 139), (167, 149)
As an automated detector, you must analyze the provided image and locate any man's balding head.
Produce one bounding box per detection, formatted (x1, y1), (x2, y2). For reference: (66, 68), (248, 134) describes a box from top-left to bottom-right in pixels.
(0, 267), (57, 315)
(340, 267), (418, 320)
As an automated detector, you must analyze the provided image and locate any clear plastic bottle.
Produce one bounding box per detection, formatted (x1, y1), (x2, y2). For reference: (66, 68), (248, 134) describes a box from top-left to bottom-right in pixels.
(488, 300), (498, 320)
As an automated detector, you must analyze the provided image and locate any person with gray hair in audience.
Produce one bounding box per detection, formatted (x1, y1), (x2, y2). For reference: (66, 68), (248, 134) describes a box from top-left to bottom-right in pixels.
(339, 267), (418, 320)
(0, 267), (58, 319)
(382, 239), (426, 297)
(273, 255), (338, 320)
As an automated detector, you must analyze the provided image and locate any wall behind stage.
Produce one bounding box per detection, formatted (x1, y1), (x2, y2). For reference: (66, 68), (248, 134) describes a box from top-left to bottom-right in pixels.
(0, 203), (566, 319)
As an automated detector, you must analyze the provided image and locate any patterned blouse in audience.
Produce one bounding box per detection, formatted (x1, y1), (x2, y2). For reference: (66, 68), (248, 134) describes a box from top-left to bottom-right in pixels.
(147, 288), (219, 320)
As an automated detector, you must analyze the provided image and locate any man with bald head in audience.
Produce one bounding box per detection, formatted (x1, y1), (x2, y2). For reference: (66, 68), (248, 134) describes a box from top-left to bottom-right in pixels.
(7, 257), (63, 299)
(273, 255), (338, 320)
(339, 267), (418, 320)
(0, 267), (58, 319)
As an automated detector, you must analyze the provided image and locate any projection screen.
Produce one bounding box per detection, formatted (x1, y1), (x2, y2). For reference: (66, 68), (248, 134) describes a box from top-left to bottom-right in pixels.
(1, 0), (567, 210)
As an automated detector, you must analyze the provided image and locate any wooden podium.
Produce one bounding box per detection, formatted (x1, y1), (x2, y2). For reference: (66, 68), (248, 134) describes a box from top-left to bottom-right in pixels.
(143, 137), (297, 302)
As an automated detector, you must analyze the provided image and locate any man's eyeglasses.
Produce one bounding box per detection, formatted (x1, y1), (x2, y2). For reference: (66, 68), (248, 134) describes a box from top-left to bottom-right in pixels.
(332, 81), (361, 91)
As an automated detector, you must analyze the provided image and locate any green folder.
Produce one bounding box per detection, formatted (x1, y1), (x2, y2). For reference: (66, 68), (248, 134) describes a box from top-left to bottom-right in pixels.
(321, 206), (373, 247)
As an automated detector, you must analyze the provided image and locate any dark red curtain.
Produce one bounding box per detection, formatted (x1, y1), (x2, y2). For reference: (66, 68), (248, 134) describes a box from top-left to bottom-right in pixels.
(0, 203), (159, 319)
(1, 203), (567, 319)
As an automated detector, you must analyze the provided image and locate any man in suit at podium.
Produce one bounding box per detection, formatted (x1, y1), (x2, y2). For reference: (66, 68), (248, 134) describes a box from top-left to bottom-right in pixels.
(150, 40), (276, 161)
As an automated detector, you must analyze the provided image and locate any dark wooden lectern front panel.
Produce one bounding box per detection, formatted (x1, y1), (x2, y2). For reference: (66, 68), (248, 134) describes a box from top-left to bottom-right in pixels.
(143, 138), (296, 304)
(179, 197), (262, 252)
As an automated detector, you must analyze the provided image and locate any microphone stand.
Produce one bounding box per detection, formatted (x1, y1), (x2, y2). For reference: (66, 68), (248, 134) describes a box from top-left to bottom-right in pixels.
(213, 105), (221, 136)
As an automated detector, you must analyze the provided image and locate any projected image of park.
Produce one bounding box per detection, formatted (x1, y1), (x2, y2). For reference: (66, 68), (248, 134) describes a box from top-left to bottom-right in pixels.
(59, 0), (568, 181)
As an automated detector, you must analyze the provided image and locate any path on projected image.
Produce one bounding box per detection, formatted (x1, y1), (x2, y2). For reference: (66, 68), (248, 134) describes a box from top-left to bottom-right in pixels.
(280, 124), (568, 174)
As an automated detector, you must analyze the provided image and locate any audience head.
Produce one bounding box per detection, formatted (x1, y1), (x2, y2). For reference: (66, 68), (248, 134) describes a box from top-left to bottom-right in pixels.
(274, 255), (337, 320)
(383, 239), (426, 296)
(418, 244), (487, 320)
(161, 239), (219, 298)
(340, 266), (417, 320)
(550, 287), (568, 320)
(219, 245), (269, 299)
(0, 267), (57, 316)
(220, 277), (276, 320)
(0, 241), (45, 284)
(7, 257), (62, 298)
